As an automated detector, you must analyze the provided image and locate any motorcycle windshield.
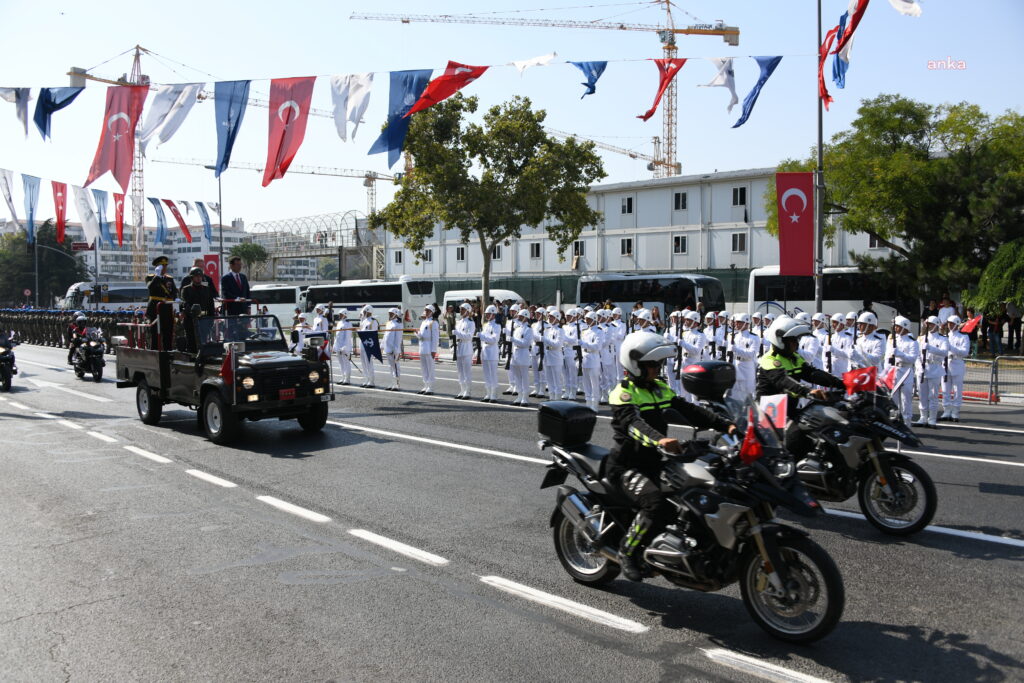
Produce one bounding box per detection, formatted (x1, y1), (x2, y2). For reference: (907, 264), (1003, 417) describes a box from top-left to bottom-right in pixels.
(733, 396), (784, 451)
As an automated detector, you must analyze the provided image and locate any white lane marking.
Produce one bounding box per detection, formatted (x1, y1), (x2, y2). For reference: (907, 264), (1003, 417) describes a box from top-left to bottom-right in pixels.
(703, 648), (828, 683)
(328, 421), (550, 465)
(15, 359), (64, 371)
(0, 395), (7, 400)
(349, 529), (449, 566)
(937, 422), (1024, 436)
(26, 378), (112, 402)
(123, 445), (172, 464)
(479, 575), (648, 634)
(34, 412), (59, 419)
(256, 495), (331, 523)
(57, 419), (83, 430)
(7, 401), (30, 409)
(186, 469), (238, 488)
(902, 448), (1024, 469)
(823, 509), (1024, 548)
(86, 431), (118, 443)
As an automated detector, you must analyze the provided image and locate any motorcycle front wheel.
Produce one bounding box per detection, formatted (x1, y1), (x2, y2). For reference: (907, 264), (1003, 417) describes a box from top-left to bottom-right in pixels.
(858, 458), (937, 536)
(739, 535), (844, 643)
(551, 509), (619, 586)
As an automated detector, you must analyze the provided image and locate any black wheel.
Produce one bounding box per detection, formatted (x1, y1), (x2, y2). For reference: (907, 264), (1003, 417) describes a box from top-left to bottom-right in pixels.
(93, 367), (103, 383)
(551, 509), (619, 585)
(297, 402), (329, 432)
(1, 369), (10, 392)
(74, 365), (85, 379)
(858, 458), (937, 536)
(136, 380), (162, 425)
(739, 535), (845, 643)
(202, 391), (241, 444)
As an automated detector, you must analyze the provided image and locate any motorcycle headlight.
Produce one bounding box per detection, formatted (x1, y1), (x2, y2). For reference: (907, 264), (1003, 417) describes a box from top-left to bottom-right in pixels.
(89, 341), (98, 347)
(308, 370), (320, 383)
(241, 376), (255, 390)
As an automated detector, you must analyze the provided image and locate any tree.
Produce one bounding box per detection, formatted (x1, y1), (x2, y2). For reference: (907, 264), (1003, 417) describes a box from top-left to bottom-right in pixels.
(0, 220), (88, 306)
(370, 94), (606, 309)
(230, 242), (270, 280)
(764, 94), (1024, 300)
(967, 238), (1024, 312)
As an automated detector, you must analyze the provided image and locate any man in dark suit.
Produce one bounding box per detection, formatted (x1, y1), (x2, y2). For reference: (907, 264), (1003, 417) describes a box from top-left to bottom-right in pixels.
(180, 258), (218, 297)
(220, 256), (251, 316)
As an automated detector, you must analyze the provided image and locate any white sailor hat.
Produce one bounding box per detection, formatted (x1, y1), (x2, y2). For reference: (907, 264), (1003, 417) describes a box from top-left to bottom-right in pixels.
(612, 307), (622, 315)
(425, 304), (436, 313)
(314, 304), (325, 312)
(459, 302), (472, 311)
(389, 307), (401, 316)
(361, 305), (373, 314)
(485, 304), (498, 315)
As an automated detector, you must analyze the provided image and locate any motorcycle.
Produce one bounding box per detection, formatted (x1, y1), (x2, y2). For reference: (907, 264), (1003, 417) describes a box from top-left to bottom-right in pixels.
(73, 329), (106, 383)
(538, 385), (845, 643)
(0, 337), (17, 392)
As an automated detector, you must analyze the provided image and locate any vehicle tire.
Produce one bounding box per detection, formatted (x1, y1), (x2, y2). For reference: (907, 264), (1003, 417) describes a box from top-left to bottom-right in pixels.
(202, 391), (241, 444)
(93, 367), (103, 383)
(551, 508), (619, 586)
(297, 402), (329, 432)
(739, 534), (844, 643)
(136, 380), (162, 425)
(1, 368), (10, 392)
(74, 365), (85, 379)
(857, 457), (937, 536)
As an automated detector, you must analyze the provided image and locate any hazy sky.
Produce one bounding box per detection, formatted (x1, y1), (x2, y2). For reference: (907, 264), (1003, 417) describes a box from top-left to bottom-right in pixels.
(1, 0), (1020, 229)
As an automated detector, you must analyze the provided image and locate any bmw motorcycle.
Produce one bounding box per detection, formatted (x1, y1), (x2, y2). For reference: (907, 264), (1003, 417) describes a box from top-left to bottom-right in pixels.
(72, 329), (106, 383)
(0, 336), (17, 392)
(538, 392), (845, 643)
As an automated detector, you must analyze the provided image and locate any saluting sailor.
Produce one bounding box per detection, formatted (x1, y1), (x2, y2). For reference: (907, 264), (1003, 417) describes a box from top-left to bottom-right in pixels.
(358, 305), (379, 388)
(332, 312), (354, 385)
(454, 302), (476, 399)
(940, 315), (970, 422)
(478, 305), (502, 402)
(383, 307), (404, 391)
(415, 304), (439, 395)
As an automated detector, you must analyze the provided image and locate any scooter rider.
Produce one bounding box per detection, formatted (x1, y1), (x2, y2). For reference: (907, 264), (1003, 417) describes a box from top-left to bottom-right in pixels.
(608, 332), (737, 582)
(67, 315), (89, 365)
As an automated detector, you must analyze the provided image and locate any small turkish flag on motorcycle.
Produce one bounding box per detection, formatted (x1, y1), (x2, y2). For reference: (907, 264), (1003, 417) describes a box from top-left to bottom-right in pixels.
(843, 365), (878, 396)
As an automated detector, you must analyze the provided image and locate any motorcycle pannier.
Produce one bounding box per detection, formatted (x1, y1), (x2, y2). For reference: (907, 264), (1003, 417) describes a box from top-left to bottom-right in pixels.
(681, 361), (736, 401)
(538, 401), (597, 446)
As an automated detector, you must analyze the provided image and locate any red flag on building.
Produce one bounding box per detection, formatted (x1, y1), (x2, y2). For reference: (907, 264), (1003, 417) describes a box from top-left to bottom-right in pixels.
(404, 61), (489, 117)
(843, 365), (878, 395)
(52, 181), (68, 243)
(637, 58), (687, 122)
(84, 86), (148, 192)
(162, 198), (192, 242)
(776, 172), (815, 276)
(263, 77), (316, 187)
(113, 192), (125, 246)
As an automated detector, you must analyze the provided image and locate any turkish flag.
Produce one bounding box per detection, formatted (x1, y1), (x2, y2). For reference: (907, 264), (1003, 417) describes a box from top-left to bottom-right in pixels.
(163, 198), (192, 242)
(405, 61), (488, 117)
(52, 181), (68, 243)
(881, 366), (898, 390)
(638, 58), (687, 122)
(84, 86), (148, 193)
(263, 77), (316, 187)
(113, 192), (125, 246)
(960, 315), (983, 334)
(203, 254), (220, 285)
(843, 366), (878, 395)
(818, 25), (839, 111)
(776, 172), (815, 276)
(739, 414), (764, 465)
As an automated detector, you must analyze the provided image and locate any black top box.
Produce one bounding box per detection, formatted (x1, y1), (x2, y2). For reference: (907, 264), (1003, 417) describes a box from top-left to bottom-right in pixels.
(538, 401), (597, 446)
(681, 361), (736, 402)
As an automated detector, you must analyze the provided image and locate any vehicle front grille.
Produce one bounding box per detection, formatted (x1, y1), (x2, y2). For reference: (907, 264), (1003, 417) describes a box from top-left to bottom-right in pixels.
(256, 368), (306, 393)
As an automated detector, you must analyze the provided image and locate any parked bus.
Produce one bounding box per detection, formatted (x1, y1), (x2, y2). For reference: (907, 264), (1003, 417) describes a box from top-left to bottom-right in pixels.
(576, 273), (726, 323)
(301, 277), (435, 325)
(60, 282), (149, 311)
(250, 284), (306, 322)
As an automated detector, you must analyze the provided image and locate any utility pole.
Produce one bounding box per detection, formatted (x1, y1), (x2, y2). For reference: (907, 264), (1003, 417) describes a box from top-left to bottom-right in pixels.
(814, 0), (826, 314)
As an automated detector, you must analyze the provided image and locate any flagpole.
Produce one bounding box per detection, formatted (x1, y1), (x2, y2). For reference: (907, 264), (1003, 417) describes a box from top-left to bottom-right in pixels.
(814, 0), (825, 314)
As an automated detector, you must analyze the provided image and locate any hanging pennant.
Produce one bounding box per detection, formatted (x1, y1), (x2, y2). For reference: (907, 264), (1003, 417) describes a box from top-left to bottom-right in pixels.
(638, 58), (687, 121)
(139, 83), (203, 156)
(214, 80), (250, 177)
(509, 52), (556, 75)
(71, 185), (101, 246)
(196, 201), (213, 242)
(569, 61), (607, 98)
(84, 86), (148, 192)
(23, 174), (40, 244)
(163, 198), (193, 242)
(0, 88), (31, 136)
(33, 87), (83, 140)
(263, 77), (317, 187)
(148, 198), (169, 246)
(92, 189), (114, 246)
(330, 73), (373, 141)
(405, 61), (489, 117)
(733, 56), (783, 128)
(368, 70), (432, 169)
(113, 192), (125, 247)
(699, 58), (739, 113)
(0, 169), (20, 234)
(52, 181), (68, 244)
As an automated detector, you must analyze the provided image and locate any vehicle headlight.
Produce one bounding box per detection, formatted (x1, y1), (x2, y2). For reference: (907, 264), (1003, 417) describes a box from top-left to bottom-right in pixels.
(308, 371), (320, 383)
(89, 341), (98, 347)
(241, 376), (255, 389)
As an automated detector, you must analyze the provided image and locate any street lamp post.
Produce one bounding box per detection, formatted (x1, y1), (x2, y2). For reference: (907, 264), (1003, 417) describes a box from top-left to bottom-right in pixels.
(33, 243), (84, 308)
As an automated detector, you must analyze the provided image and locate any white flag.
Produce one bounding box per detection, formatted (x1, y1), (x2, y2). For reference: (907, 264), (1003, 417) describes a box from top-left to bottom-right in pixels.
(699, 58), (739, 113)
(508, 52), (557, 75)
(139, 83), (203, 156)
(72, 185), (101, 246)
(179, 200), (193, 215)
(0, 169), (20, 232)
(888, 0), (922, 16)
(330, 73), (373, 141)
(131, 194), (145, 249)
(0, 88), (31, 136)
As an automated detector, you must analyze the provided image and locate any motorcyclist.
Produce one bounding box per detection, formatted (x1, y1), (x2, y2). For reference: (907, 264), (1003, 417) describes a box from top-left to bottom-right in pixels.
(0, 324), (16, 377)
(67, 315), (89, 365)
(608, 331), (737, 582)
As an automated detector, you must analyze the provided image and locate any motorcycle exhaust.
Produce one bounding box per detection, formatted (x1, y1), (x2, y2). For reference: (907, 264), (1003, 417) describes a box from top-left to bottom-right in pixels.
(560, 492), (600, 542)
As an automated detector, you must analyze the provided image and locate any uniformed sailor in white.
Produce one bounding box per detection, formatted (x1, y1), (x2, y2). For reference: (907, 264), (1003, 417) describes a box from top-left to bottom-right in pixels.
(562, 308), (582, 400)
(383, 307), (403, 391)
(530, 308), (548, 398)
(357, 305), (379, 388)
(795, 312), (822, 369)
(730, 313), (759, 404)
(332, 313), (354, 385)
(453, 302), (476, 399)
(701, 312), (718, 359)
(750, 311), (764, 357)
(478, 305), (502, 402)
(914, 315), (948, 428)
(941, 315), (970, 422)
(714, 311), (729, 361)
(825, 313), (852, 377)
(663, 311), (684, 394)
(853, 311), (886, 372)
(502, 303), (520, 395)
(510, 309), (534, 406)
(681, 311), (706, 365)
(810, 313), (829, 370)
(310, 305), (330, 339)
(415, 304), (440, 395)
(543, 307), (567, 399)
(292, 313), (312, 354)
(888, 316), (919, 424)
(578, 311), (603, 411)
(598, 309), (619, 401)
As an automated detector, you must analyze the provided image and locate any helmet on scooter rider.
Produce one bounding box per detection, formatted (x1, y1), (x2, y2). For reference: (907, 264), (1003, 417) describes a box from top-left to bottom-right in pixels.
(619, 331), (676, 378)
(766, 315), (812, 351)
(75, 315), (87, 326)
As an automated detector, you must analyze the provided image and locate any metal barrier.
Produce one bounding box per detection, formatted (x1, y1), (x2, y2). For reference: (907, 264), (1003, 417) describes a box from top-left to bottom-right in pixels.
(993, 356), (1024, 403)
(962, 358), (997, 404)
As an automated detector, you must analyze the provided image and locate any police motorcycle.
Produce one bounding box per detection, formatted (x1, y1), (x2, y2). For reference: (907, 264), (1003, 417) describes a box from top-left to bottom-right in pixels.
(0, 334), (18, 392)
(72, 328), (107, 382)
(538, 363), (845, 643)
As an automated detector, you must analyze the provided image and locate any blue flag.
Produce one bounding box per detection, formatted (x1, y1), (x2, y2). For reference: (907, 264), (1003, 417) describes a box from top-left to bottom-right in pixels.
(732, 56), (783, 129)
(357, 330), (383, 363)
(92, 189), (114, 247)
(369, 70), (432, 169)
(570, 61), (608, 98)
(22, 174), (39, 244)
(195, 201), (213, 242)
(214, 80), (250, 178)
(832, 12), (851, 89)
(33, 87), (83, 140)
(148, 197), (168, 245)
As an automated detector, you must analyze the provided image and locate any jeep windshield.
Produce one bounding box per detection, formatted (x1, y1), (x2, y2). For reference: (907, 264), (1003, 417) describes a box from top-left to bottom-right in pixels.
(196, 315), (286, 352)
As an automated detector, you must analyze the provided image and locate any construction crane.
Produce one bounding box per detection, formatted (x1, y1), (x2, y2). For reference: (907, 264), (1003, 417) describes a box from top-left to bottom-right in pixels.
(351, 2), (739, 177)
(545, 128), (681, 176)
(151, 158), (398, 214)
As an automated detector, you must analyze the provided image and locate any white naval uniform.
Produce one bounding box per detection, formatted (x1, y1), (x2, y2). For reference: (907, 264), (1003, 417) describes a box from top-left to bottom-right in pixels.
(941, 330), (970, 419)
(678, 327), (706, 401)
(291, 324), (311, 354)
(479, 320), (501, 399)
(579, 324), (603, 411)
(609, 319), (627, 379)
(663, 322), (683, 395)
(544, 323), (566, 399)
(332, 319), (354, 383)
(415, 317), (440, 392)
(358, 317), (379, 386)
(829, 329), (854, 377)
(854, 331), (886, 373)
(510, 321), (534, 404)
(799, 333), (822, 370)
(889, 332), (920, 423)
(531, 320), (548, 396)
(562, 322), (581, 398)
(916, 331), (948, 425)
(730, 329), (759, 404)
(503, 316), (517, 393)
(454, 316), (476, 397)
(383, 318), (403, 387)
(598, 323), (617, 400)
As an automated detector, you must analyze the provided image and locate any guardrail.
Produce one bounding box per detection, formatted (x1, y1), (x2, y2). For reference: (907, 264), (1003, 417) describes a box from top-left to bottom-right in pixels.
(993, 356), (1024, 403)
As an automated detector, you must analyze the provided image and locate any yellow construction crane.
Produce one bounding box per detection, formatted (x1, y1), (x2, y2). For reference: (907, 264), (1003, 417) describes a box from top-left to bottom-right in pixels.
(351, 2), (739, 177)
(544, 128), (680, 176)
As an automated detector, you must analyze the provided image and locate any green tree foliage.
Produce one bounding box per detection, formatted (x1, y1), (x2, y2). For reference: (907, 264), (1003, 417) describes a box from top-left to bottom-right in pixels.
(967, 238), (1024, 311)
(230, 242), (270, 279)
(764, 94), (1024, 297)
(0, 220), (88, 306)
(370, 94), (606, 307)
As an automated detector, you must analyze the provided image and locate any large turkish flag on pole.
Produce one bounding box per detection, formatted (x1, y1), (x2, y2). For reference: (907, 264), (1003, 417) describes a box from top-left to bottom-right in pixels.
(84, 86), (148, 193)
(263, 77), (316, 187)
(776, 172), (815, 276)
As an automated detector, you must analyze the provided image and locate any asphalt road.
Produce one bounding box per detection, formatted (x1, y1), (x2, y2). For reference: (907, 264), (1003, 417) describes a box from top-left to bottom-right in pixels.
(2, 345), (1023, 682)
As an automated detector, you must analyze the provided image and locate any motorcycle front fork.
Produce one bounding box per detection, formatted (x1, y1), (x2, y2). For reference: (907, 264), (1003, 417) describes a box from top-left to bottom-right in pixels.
(866, 441), (897, 498)
(748, 509), (788, 595)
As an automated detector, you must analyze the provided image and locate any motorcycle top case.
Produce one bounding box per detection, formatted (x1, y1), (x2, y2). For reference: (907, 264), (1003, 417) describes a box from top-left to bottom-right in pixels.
(537, 401), (597, 447)
(681, 361), (736, 401)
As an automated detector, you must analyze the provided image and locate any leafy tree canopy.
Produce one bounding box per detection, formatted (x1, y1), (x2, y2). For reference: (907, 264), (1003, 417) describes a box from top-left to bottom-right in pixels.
(0, 220), (88, 307)
(967, 238), (1024, 312)
(230, 242), (270, 279)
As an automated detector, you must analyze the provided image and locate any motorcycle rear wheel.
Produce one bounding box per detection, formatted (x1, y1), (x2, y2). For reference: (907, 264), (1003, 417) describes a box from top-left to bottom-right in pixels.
(857, 458), (936, 536)
(552, 509), (619, 585)
(93, 367), (103, 383)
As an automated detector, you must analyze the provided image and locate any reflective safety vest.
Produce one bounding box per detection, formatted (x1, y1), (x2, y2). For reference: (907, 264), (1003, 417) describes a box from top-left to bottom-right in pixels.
(758, 349), (808, 398)
(609, 378), (676, 448)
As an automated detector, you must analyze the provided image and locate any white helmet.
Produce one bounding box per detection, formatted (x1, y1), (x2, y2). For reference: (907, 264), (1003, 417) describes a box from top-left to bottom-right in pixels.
(485, 305), (498, 315)
(947, 315), (962, 326)
(314, 304), (325, 313)
(686, 310), (701, 323)
(763, 313), (776, 323)
(361, 305), (373, 314)
(599, 309), (612, 319)
(925, 315), (940, 327)
(766, 314), (812, 351)
(509, 304), (520, 313)
(704, 311), (715, 321)
(619, 332), (676, 377)
(516, 308), (530, 319)
(795, 311), (812, 323)
(583, 310), (597, 322)
(830, 313), (845, 324)
(389, 307), (401, 317)
(612, 307), (622, 316)
(751, 311), (762, 320)
(857, 311), (878, 326)
(460, 302), (472, 312)
(812, 312), (829, 324)
(546, 305), (558, 315)
(845, 311), (857, 321)
(733, 312), (750, 324)
(894, 316), (912, 330)
(635, 309), (653, 323)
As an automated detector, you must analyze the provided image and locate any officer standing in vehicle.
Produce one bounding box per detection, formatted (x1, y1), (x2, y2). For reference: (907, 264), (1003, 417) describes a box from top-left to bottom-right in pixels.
(146, 256), (177, 350)
(180, 267), (215, 351)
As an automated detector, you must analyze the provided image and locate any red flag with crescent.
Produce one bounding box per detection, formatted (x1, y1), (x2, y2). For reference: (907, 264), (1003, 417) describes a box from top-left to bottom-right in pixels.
(203, 254), (220, 285)
(776, 172), (815, 276)
(113, 192), (125, 246)
(162, 198), (192, 242)
(818, 25), (840, 111)
(84, 86), (148, 192)
(52, 181), (68, 244)
(843, 366), (878, 396)
(960, 314), (983, 334)
(263, 77), (316, 187)
(404, 61), (489, 117)
(637, 58), (687, 122)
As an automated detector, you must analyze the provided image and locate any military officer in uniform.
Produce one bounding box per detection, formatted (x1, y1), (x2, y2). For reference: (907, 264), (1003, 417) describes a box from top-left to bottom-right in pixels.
(729, 312), (759, 403)
(383, 307), (404, 391)
(888, 316), (920, 425)
(941, 315), (970, 422)
(332, 313), (354, 385)
(854, 311), (886, 372)
(146, 256), (177, 350)
(543, 306), (567, 400)
(914, 315), (948, 428)
(415, 304), (439, 395)
(358, 304), (379, 388)
(454, 302), (476, 399)
(510, 308), (534, 406)
(180, 267), (216, 351)
(478, 305), (502, 402)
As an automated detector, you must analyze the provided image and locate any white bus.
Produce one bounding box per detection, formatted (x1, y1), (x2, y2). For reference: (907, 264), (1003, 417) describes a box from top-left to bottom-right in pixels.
(250, 284), (306, 323)
(576, 273), (726, 323)
(60, 282), (149, 311)
(301, 276), (435, 325)
(747, 266), (919, 326)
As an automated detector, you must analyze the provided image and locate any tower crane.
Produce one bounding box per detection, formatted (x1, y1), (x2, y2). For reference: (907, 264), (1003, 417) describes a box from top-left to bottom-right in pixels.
(351, 2), (739, 177)
(544, 128), (680, 176)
